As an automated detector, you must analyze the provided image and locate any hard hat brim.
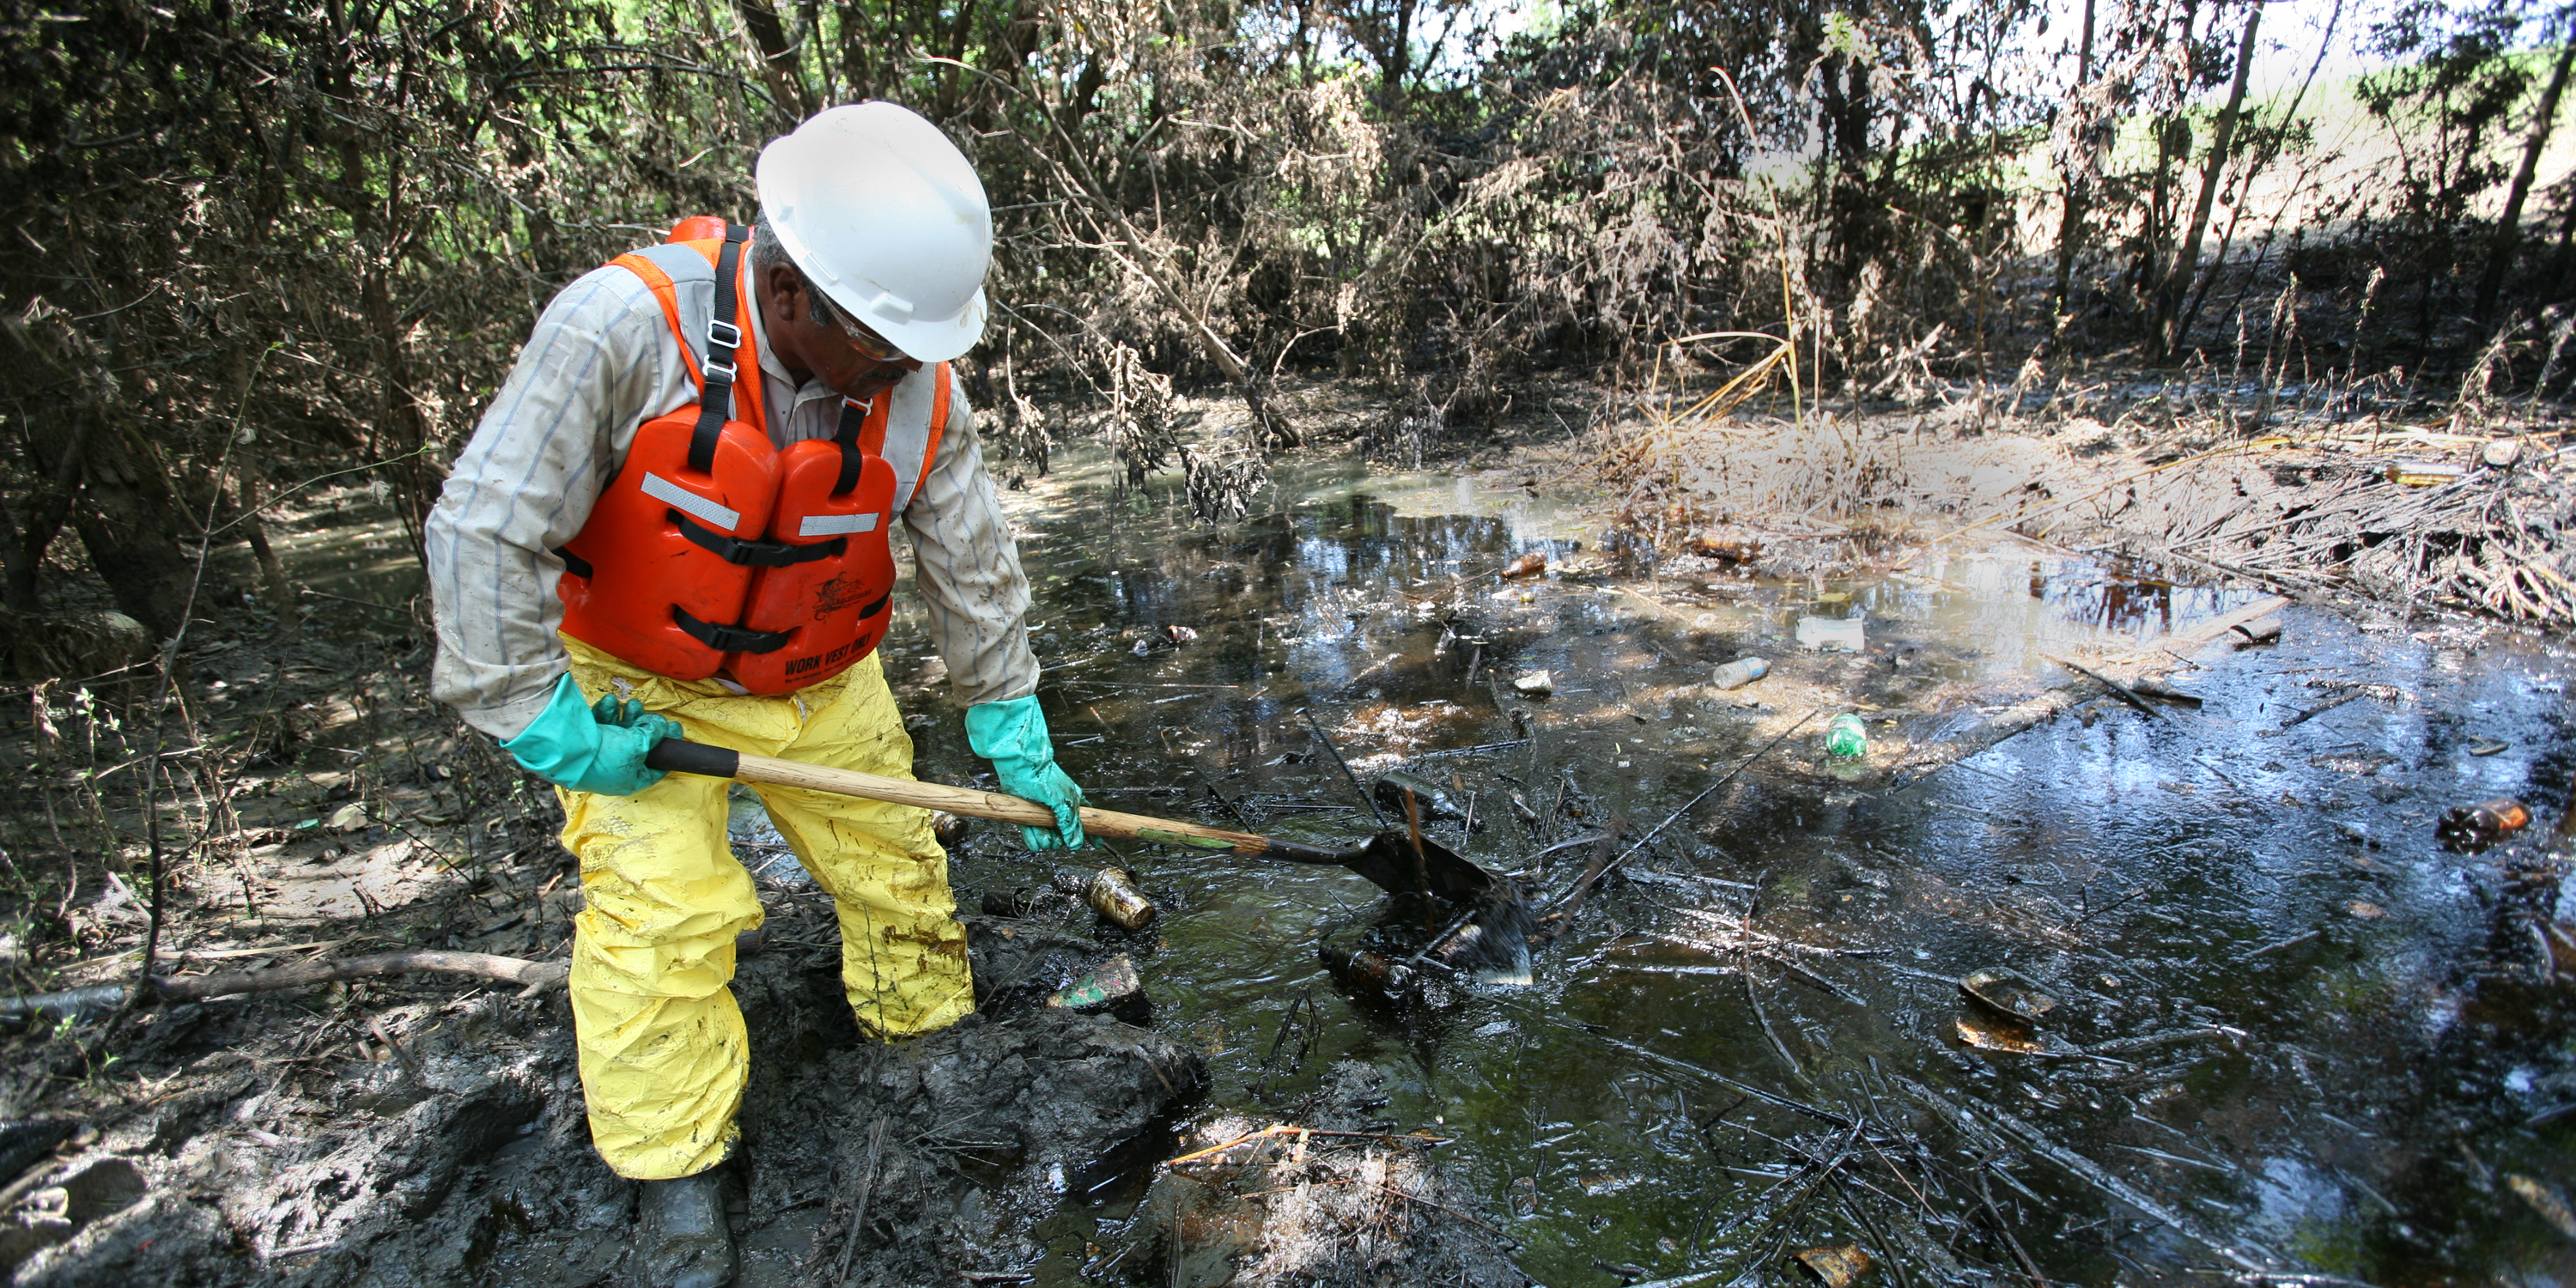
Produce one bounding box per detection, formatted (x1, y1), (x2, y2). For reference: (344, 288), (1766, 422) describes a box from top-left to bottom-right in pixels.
(867, 286), (986, 364)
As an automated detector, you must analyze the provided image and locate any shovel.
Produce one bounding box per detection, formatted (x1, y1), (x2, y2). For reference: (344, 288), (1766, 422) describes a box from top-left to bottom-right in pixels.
(642, 738), (1501, 900)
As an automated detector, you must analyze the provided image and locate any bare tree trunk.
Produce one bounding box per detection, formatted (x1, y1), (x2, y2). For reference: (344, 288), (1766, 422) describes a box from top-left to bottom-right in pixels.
(2476, 9), (2576, 325)
(2160, 0), (2263, 357)
(2053, 0), (2099, 309)
(3, 416), (88, 612)
(66, 421), (194, 639)
(234, 458), (299, 631)
(732, 0), (817, 123)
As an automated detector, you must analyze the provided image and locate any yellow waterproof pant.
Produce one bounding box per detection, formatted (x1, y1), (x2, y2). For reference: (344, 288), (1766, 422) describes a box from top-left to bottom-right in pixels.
(556, 636), (975, 1181)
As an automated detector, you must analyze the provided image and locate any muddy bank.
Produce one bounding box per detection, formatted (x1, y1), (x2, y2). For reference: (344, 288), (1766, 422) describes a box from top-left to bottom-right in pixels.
(2, 906), (1207, 1287)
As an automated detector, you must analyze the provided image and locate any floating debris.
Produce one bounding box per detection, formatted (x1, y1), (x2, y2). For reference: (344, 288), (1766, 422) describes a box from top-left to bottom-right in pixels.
(2483, 439), (2525, 469)
(1502, 552), (1547, 579)
(1959, 968), (2057, 1024)
(2129, 677), (2203, 708)
(2348, 901), (2386, 920)
(325, 802), (368, 832)
(1687, 532), (1764, 562)
(2508, 1173), (2576, 1242)
(1954, 1013), (2045, 1054)
(2439, 797), (2530, 852)
(2231, 615), (2284, 647)
(1795, 1242), (1873, 1288)
(1514, 671), (1554, 697)
(1163, 624), (1200, 645)
(1795, 616), (1866, 652)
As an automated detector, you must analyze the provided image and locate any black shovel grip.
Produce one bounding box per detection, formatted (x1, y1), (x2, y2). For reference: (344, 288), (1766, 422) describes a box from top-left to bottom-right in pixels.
(1259, 836), (1358, 866)
(646, 738), (742, 779)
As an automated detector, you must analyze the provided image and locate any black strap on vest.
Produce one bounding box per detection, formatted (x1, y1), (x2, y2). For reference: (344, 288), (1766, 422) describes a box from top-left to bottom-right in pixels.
(672, 606), (792, 655)
(669, 510), (847, 567)
(833, 398), (867, 495)
(686, 223), (753, 475)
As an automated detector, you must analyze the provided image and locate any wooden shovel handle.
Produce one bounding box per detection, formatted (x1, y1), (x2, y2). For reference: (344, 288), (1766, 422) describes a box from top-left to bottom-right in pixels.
(646, 738), (1319, 860)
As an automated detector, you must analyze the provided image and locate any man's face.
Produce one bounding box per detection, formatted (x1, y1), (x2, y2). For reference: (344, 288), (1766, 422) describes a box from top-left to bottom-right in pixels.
(762, 264), (923, 402)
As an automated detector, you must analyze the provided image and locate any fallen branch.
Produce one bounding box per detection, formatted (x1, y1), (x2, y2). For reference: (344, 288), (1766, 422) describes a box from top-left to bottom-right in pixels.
(1161, 1123), (1449, 1169)
(0, 951), (569, 1022)
(2044, 654), (2169, 722)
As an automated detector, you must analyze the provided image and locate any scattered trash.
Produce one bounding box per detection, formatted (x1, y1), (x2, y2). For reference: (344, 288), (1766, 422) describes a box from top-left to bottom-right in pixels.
(1068, 866), (1157, 931)
(1046, 952), (1147, 1019)
(1163, 624), (1200, 645)
(2386, 460), (2470, 486)
(1824, 714), (1868, 759)
(1959, 968), (2057, 1024)
(2347, 901), (2386, 920)
(2508, 1173), (2576, 1242)
(2439, 797), (2530, 852)
(2482, 439), (2525, 469)
(2129, 677), (2203, 708)
(1687, 532), (1763, 562)
(1795, 1242), (1873, 1288)
(1795, 616), (1866, 652)
(1131, 637), (1153, 656)
(1954, 1012), (2045, 1054)
(1502, 552), (1547, 578)
(2467, 737), (2511, 756)
(325, 802), (368, 832)
(1710, 657), (1770, 690)
(2231, 615), (2284, 647)
(932, 811), (969, 846)
(1514, 671), (1554, 697)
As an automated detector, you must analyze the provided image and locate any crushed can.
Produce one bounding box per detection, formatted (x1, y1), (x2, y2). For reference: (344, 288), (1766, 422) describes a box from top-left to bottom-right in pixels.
(1046, 952), (1147, 1021)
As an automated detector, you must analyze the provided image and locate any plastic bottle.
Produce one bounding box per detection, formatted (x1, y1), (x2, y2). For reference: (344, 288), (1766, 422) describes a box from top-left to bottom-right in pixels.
(1710, 657), (1769, 690)
(1824, 713), (1868, 759)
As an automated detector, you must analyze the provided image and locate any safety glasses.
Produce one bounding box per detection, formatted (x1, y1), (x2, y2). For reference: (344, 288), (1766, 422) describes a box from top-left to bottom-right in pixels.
(839, 320), (906, 365)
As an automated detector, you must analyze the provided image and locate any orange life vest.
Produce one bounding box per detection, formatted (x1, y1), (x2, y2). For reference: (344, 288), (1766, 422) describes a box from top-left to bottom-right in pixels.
(555, 221), (951, 694)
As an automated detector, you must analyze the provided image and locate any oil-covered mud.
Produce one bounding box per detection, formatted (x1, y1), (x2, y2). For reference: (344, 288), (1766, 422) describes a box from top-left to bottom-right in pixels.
(3, 908), (1205, 1286)
(8, 447), (2575, 1288)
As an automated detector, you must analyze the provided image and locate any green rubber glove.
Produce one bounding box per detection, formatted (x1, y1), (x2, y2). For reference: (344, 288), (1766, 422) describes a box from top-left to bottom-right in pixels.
(963, 695), (1086, 851)
(501, 674), (682, 796)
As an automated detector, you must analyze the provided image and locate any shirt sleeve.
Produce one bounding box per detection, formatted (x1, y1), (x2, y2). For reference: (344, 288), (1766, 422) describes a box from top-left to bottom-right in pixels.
(425, 265), (668, 740)
(901, 380), (1042, 708)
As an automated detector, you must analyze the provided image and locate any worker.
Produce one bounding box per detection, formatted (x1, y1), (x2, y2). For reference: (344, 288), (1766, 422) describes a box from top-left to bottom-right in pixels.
(422, 102), (1084, 1288)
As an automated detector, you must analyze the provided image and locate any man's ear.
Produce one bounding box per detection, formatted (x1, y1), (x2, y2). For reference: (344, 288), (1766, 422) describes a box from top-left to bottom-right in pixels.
(762, 263), (800, 325)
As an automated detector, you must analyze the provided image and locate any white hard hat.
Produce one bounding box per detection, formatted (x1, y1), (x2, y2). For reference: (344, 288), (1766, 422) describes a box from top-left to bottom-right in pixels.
(756, 102), (991, 363)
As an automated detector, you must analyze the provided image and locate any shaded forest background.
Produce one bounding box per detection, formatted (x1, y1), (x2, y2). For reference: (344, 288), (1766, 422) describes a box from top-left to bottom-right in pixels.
(4, 0), (2576, 640)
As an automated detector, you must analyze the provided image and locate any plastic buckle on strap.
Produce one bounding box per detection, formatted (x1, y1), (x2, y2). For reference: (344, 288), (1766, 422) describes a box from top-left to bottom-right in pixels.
(703, 358), (738, 385)
(708, 319), (743, 349)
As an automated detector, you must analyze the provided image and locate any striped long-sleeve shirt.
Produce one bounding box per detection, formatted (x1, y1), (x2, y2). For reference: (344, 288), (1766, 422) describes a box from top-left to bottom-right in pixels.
(423, 250), (1038, 740)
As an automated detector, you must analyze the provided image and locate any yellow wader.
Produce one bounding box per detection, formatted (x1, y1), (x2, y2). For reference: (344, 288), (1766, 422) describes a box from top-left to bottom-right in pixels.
(555, 635), (975, 1181)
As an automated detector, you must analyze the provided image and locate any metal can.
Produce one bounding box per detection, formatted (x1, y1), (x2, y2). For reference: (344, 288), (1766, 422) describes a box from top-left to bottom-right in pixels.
(1083, 866), (1158, 931)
